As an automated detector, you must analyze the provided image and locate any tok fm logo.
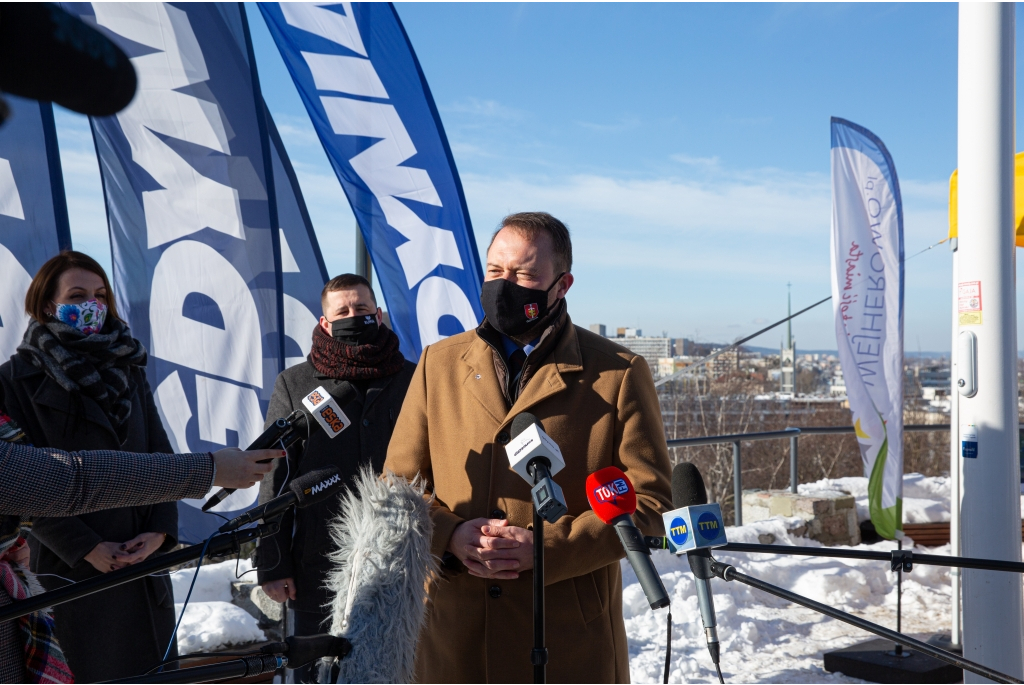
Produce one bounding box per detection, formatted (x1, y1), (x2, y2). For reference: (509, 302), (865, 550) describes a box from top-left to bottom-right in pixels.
(307, 390), (325, 406)
(524, 303), (539, 320)
(592, 478), (629, 504)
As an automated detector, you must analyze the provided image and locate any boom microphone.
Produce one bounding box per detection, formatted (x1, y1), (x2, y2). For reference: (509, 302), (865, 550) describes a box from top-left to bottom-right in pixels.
(219, 467), (343, 533)
(586, 466), (670, 610)
(0, 4), (137, 119)
(668, 462), (725, 681)
(203, 383), (358, 511)
(322, 467), (434, 683)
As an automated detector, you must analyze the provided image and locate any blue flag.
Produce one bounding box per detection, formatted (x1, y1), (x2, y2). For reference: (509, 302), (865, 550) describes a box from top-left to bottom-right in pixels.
(65, 2), (290, 542)
(0, 97), (71, 361)
(260, 2), (483, 361)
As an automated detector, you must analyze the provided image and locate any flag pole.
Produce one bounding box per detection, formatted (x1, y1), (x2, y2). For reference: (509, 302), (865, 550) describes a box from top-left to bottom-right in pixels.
(957, 4), (1023, 680)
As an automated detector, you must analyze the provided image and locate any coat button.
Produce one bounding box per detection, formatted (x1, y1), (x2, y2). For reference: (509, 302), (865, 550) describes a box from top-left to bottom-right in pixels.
(362, 419), (370, 427)
(489, 585), (502, 599)
(497, 431), (510, 445)
(491, 509), (505, 519)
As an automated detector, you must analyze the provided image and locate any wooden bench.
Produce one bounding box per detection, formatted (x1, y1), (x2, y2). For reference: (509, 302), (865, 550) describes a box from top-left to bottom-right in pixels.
(903, 522), (1024, 547)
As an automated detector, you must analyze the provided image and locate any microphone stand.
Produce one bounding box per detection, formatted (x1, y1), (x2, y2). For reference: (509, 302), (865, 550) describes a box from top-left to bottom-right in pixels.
(0, 520), (279, 623)
(708, 557), (1021, 684)
(532, 504), (546, 684)
(103, 654), (286, 684)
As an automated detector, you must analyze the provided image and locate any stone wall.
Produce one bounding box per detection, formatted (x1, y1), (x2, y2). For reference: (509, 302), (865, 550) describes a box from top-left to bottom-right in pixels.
(741, 488), (861, 546)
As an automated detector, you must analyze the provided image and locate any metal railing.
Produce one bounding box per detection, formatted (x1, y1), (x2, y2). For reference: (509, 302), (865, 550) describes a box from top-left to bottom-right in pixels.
(666, 424), (951, 525)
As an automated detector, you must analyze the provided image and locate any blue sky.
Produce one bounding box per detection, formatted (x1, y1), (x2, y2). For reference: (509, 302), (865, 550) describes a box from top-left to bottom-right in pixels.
(52, 3), (1013, 352)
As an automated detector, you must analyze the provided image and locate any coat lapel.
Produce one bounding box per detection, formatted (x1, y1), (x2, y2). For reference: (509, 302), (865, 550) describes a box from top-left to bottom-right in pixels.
(461, 339), (508, 426)
(507, 320), (584, 422)
(31, 375), (120, 441)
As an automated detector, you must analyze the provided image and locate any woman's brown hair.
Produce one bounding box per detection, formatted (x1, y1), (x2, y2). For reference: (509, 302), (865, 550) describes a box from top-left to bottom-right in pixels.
(24, 251), (122, 324)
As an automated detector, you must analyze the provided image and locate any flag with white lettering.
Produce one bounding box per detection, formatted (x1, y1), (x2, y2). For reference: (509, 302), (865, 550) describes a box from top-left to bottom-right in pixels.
(64, 2), (290, 542)
(260, 2), (483, 360)
(830, 117), (904, 539)
(0, 97), (71, 361)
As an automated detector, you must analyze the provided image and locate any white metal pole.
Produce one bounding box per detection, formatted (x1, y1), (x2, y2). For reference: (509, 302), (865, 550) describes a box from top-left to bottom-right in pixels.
(950, 239), (961, 647)
(957, 4), (1023, 681)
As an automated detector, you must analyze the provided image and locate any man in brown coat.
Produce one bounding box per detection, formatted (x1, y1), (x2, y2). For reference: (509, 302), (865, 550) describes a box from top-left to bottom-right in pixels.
(384, 212), (673, 683)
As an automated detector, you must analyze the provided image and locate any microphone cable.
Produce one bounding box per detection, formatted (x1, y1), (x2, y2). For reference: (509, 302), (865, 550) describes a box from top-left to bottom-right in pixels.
(159, 534), (215, 670)
(662, 608), (671, 684)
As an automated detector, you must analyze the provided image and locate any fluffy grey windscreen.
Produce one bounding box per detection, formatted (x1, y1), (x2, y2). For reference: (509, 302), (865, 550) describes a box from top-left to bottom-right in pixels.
(323, 466), (435, 683)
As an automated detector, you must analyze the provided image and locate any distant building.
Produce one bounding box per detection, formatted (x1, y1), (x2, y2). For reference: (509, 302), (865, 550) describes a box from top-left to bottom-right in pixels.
(780, 287), (796, 395)
(829, 367), (847, 397)
(615, 335), (672, 375)
(711, 348), (740, 379)
(589, 323), (607, 337)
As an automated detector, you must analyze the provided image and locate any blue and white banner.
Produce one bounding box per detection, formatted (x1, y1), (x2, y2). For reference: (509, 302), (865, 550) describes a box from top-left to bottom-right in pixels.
(0, 97), (71, 361)
(267, 108), (330, 368)
(830, 117), (905, 540)
(260, 2), (483, 360)
(65, 2), (293, 542)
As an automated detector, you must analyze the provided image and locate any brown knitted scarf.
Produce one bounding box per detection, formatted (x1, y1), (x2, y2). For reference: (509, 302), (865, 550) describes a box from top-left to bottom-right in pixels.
(308, 323), (407, 380)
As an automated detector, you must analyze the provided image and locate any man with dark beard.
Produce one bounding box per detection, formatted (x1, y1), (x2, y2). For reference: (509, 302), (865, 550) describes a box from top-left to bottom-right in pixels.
(255, 274), (414, 682)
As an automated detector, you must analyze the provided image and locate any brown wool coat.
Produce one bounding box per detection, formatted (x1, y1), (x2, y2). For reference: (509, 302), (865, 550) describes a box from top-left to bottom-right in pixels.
(384, 317), (673, 684)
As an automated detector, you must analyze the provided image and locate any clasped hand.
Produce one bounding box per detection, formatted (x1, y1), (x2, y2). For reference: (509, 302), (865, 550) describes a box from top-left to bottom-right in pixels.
(84, 532), (166, 573)
(447, 518), (533, 580)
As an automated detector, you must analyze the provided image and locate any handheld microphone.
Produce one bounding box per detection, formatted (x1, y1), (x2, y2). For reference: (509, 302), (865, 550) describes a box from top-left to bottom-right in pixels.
(203, 383), (357, 511)
(0, 4), (137, 119)
(505, 412), (567, 523)
(586, 466), (670, 610)
(667, 463), (725, 680)
(219, 467), (343, 533)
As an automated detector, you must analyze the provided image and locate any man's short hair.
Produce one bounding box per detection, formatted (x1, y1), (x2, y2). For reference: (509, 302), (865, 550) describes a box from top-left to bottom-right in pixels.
(492, 212), (573, 274)
(321, 273), (375, 310)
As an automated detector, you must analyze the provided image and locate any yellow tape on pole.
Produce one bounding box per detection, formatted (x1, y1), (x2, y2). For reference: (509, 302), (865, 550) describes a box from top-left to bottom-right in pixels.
(949, 151), (1024, 246)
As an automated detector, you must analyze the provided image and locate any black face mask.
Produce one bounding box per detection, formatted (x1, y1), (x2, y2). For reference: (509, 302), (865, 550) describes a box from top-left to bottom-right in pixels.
(330, 313), (379, 346)
(480, 273), (564, 338)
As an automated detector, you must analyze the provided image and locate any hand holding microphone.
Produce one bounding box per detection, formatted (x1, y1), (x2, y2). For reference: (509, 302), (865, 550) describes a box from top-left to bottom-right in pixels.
(211, 448), (287, 490)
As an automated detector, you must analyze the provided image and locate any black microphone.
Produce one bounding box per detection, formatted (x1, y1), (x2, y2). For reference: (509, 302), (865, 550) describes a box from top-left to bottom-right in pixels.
(219, 467), (343, 533)
(0, 4), (137, 119)
(203, 382), (358, 512)
(280, 634), (351, 669)
(674, 462), (723, 680)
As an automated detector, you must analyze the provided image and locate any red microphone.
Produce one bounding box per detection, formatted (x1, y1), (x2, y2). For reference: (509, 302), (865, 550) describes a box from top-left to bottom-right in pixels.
(586, 467), (669, 610)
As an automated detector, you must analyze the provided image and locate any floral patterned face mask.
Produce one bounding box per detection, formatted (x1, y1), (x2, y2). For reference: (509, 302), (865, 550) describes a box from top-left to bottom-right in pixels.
(53, 299), (107, 335)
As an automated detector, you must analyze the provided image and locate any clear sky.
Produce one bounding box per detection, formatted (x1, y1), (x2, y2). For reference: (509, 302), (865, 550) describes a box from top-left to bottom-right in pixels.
(53, 3), (1024, 352)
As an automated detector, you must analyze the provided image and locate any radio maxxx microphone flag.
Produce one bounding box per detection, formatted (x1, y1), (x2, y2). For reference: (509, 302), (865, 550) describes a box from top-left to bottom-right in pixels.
(586, 466), (670, 610)
(830, 117), (904, 540)
(259, 2), (484, 361)
(0, 96), (71, 361)
(62, 2), (295, 543)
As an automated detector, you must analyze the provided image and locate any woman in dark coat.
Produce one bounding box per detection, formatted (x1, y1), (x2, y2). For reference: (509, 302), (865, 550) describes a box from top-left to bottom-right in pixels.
(0, 251), (180, 682)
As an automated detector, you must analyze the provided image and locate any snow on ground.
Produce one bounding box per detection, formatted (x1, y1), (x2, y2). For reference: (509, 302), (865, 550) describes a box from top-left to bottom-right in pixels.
(625, 516), (956, 683)
(170, 558), (264, 654)
(170, 474), (975, 679)
(798, 472), (952, 523)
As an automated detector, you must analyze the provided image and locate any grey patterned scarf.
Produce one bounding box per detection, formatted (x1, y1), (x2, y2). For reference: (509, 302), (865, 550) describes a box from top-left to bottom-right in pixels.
(17, 317), (147, 444)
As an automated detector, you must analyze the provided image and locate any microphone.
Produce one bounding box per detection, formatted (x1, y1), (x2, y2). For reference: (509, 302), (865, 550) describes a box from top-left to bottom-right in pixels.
(325, 468), (433, 683)
(0, 4), (137, 119)
(203, 383), (358, 511)
(219, 467), (343, 533)
(585, 466), (670, 610)
(280, 634), (351, 669)
(504, 412), (567, 523)
(667, 462), (725, 681)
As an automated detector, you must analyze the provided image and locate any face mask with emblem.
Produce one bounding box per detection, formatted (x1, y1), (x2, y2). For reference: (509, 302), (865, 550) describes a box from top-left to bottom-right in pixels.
(53, 299), (107, 335)
(331, 313), (379, 346)
(480, 273), (564, 338)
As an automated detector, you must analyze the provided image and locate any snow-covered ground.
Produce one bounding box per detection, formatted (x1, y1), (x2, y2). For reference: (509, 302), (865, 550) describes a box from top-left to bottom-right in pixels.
(170, 558), (266, 654)
(170, 473), (977, 680)
(627, 517), (953, 683)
